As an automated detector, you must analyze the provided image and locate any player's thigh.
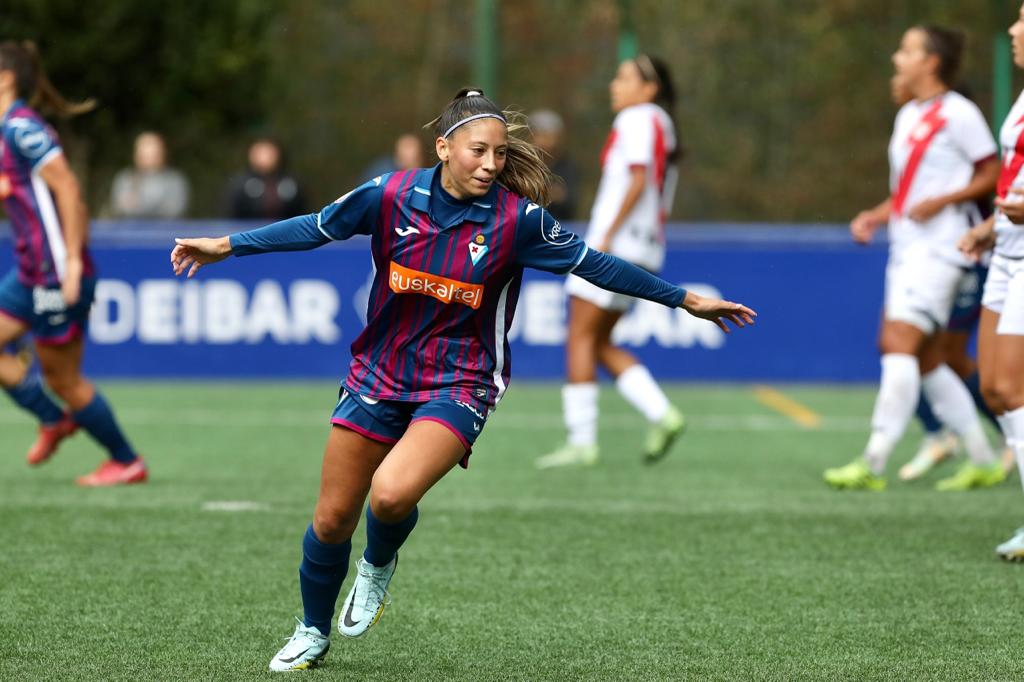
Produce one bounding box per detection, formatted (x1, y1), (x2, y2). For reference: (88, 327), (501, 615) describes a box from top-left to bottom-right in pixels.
(369, 420), (465, 520)
(0, 310), (27, 346)
(315, 425), (392, 540)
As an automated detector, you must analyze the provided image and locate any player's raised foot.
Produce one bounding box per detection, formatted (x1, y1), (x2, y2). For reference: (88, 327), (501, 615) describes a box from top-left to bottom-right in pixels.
(75, 457), (148, 487)
(338, 556), (396, 638)
(995, 527), (1024, 562)
(643, 406), (686, 464)
(823, 458), (886, 491)
(898, 431), (958, 481)
(26, 413), (79, 466)
(1001, 446), (1017, 477)
(535, 443), (599, 469)
(934, 462), (1007, 492)
(269, 619), (330, 672)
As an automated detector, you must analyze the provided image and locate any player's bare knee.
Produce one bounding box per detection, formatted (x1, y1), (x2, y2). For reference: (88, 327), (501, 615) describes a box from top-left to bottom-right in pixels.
(312, 502), (359, 543)
(993, 375), (1024, 412)
(368, 484), (415, 523)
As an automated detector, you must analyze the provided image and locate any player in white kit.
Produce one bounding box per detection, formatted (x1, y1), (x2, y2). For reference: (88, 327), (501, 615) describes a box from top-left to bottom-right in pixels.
(959, 2), (1024, 559)
(824, 25), (1002, 491)
(537, 54), (685, 468)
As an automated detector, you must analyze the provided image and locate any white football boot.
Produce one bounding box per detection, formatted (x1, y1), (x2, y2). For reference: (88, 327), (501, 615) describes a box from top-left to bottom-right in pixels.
(996, 528), (1024, 562)
(269, 619), (330, 672)
(338, 556), (396, 637)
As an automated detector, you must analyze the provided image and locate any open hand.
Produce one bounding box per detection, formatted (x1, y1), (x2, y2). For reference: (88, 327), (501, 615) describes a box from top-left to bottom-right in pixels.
(170, 236), (232, 278)
(681, 292), (757, 333)
(850, 211), (881, 245)
(958, 222), (996, 263)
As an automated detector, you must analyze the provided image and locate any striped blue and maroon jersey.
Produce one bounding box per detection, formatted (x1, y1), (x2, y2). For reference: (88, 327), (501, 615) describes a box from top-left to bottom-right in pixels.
(322, 167), (587, 410)
(231, 164), (686, 412)
(0, 99), (94, 287)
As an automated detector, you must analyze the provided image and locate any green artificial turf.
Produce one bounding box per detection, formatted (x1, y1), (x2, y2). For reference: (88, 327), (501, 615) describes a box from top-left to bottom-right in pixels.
(1, 382), (1021, 681)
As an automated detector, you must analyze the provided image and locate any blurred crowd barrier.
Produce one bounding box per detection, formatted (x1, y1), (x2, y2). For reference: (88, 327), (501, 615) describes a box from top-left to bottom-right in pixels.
(0, 222), (887, 382)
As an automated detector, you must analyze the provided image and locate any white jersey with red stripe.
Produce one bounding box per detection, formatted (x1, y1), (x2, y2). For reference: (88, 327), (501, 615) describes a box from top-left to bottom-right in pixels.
(586, 102), (676, 272)
(994, 89), (1024, 259)
(887, 90), (996, 265)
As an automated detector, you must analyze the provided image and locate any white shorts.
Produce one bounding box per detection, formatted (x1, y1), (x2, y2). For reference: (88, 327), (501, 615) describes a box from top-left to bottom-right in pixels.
(565, 273), (635, 312)
(883, 242), (965, 334)
(981, 253), (1024, 335)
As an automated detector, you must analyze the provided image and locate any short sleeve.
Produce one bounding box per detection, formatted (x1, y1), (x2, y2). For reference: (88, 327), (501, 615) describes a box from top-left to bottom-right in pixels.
(6, 116), (61, 169)
(950, 101), (998, 163)
(616, 108), (655, 167)
(316, 174), (389, 240)
(514, 201), (587, 274)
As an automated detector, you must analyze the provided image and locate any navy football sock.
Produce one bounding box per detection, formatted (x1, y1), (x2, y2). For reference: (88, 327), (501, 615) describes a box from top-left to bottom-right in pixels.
(299, 524), (351, 636)
(3, 373), (63, 424)
(72, 392), (137, 463)
(915, 392), (943, 435)
(364, 505), (418, 567)
(965, 371), (999, 431)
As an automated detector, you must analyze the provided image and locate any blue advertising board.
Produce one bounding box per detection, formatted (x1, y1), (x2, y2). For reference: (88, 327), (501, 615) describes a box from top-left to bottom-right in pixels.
(0, 222), (889, 381)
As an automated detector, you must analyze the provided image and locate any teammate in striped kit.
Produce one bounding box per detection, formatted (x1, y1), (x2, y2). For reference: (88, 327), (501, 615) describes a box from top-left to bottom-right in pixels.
(824, 26), (1003, 491)
(0, 41), (145, 485)
(538, 54), (686, 469)
(171, 88), (755, 672)
(960, 2), (1024, 560)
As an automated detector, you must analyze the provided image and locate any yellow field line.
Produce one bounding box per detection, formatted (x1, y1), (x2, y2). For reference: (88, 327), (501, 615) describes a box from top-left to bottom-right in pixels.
(752, 385), (821, 429)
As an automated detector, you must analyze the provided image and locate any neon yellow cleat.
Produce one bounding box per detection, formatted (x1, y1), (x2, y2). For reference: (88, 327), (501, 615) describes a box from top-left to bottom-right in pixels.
(934, 462), (1007, 491)
(535, 443), (599, 469)
(823, 458), (886, 491)
(644, 406), (687, 464)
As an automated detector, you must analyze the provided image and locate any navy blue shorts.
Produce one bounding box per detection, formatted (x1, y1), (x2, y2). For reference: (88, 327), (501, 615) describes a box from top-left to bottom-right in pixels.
(947, 264), (987, 333)
(0, 270), (97, 345)
(330, 389), (489, 468)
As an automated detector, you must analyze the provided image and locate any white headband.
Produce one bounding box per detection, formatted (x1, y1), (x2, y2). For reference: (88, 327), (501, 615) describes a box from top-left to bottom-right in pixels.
(442, 112), (507, 139)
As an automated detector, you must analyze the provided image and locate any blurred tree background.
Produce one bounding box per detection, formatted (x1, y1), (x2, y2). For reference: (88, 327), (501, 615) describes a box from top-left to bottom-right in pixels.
(1, 0), (1018, 222)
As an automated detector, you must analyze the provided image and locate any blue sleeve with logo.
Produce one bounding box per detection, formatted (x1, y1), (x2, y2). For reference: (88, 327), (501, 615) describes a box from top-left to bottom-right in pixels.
(230, 176), (387, 256)
(514, 201), (588, 274)
(572, 249), (687, 308)
(6, 115), (61, 169)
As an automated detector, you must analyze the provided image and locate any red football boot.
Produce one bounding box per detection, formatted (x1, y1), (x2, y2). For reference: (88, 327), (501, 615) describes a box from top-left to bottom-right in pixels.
(75, 458), (148, 487)
(25, 414), (79, 466)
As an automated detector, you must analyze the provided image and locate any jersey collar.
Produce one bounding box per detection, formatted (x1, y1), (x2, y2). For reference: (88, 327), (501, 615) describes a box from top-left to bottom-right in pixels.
(408, 163), (498, 228)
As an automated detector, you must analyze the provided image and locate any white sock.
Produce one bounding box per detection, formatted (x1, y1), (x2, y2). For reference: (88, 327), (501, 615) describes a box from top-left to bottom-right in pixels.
(615, 364), (670, 422)
(864, 353), (920, 474)
(1002, 406), (1024, 491)
(563, 382), (598, 447)
(921, 364), (995, 466)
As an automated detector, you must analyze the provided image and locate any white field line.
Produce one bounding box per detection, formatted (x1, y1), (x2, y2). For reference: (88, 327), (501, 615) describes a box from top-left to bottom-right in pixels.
(0, 408), (868, 432)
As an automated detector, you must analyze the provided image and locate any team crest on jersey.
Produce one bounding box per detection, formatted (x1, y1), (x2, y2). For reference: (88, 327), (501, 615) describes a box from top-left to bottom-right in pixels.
(468, 233), (488, 266)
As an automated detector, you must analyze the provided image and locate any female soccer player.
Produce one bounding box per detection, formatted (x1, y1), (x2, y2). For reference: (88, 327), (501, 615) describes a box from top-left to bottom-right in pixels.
(823, 26), (1002, 491)
(537, 54), (685, 470)
(0, 41), (145, 485)
(960, 2), (1024, 559)
(171, 88), (755, 671)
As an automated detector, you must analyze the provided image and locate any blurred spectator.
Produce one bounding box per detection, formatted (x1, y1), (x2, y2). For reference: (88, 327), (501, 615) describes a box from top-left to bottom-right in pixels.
(109, 132), (189, 218)
(360, 133), (425, 183)
(529, 109), (579, 220)
(223, 137), (308, 220)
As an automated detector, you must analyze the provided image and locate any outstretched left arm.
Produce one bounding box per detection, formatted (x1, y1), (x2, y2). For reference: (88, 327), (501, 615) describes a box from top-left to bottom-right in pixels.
(572, 248), (756, 332)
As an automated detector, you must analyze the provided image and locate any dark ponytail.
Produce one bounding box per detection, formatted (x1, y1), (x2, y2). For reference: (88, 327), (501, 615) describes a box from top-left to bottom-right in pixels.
(427, 88), (553, 205)
(0, 40), (95, 118)
(634, 53), (682, 162)
(918, 25), (966, 88)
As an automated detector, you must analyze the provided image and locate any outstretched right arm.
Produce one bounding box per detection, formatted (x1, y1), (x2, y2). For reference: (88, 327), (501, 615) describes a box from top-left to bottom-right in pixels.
(171, 175), (388, 278)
